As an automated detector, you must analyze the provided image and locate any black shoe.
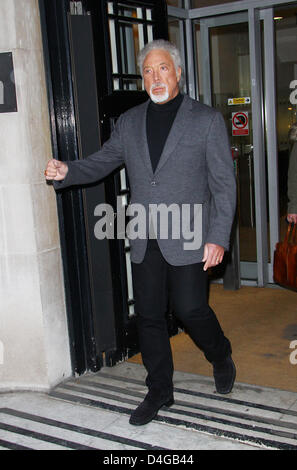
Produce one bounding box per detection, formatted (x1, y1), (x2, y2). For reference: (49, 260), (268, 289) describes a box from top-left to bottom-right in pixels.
(129, 391), (174, 426)
(213, 356), (236, 394)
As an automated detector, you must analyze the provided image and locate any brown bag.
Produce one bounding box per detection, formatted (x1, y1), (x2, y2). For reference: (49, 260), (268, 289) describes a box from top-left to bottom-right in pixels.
(273, 223), (297, 290)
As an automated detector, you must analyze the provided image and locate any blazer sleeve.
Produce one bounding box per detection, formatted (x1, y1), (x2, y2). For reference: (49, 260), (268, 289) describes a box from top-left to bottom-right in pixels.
(205, 111), (237, 250)
(53, 113), (125, 191)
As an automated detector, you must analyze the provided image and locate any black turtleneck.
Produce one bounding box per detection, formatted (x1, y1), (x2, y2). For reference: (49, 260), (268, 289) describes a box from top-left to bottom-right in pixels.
(147, 93), (184, 173)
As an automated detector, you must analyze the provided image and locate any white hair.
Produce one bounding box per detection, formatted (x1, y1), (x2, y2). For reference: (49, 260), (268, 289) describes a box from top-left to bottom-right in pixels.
(137, 39), (184, 88)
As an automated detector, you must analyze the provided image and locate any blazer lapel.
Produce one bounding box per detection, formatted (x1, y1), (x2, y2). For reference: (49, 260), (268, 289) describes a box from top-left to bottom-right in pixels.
(135, 94), (193, 177)
(154, 94), (192, 176)
(136, 99), (154, 178)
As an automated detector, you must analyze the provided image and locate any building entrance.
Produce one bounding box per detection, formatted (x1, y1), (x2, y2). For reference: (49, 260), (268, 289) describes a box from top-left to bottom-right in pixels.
(40, 0), (297, 378)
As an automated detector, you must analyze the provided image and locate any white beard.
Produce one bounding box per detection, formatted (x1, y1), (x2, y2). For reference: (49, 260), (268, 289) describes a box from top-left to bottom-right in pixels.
(149, 83), (169, 103)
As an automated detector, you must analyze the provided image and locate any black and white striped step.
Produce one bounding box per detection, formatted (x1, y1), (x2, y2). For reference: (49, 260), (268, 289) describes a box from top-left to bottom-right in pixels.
(1, 363), (296, 450)
(48, 365), (297, 450)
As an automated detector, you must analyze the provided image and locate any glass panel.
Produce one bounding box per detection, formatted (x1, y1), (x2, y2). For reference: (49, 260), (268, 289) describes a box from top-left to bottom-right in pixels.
(274, 5), (297, 240)
(113, 78), (120, 90)
(107, 2), (114, 14)
(137, 8), (145, 50)
(117, 3), (141, 18)
(261, 20), (271, 264)
(146, 10), (153, 42)
(119, 167), (135, 317)
(119, 20), (140, 75)
(108, 2), (148, 84)
(168, 18), (181, 50)
(122, 78), (143, 91)
(108, 18), (118, 74)
(147, 24), (153, 43)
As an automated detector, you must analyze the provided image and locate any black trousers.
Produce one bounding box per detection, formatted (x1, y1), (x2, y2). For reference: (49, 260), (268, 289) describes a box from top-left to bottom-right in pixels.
(131, 239), (232, 394)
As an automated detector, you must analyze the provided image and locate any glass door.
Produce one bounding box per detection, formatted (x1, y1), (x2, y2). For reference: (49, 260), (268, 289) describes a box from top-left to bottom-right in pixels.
(196, 14), (260, 283)
(274, 4), (297, 251)
(193, 11), (278, 287)
(165, 1), (296, 287)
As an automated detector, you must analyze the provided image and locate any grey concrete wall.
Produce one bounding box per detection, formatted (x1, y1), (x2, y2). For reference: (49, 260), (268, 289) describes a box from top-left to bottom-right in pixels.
(0, 0), (72, 391)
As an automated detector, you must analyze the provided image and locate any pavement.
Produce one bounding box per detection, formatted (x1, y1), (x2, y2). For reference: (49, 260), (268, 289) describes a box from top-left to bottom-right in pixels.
(0, 362), (297, 451)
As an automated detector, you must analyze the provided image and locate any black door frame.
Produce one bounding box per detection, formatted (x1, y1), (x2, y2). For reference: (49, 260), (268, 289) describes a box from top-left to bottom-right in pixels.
(39, 0), (169, 375)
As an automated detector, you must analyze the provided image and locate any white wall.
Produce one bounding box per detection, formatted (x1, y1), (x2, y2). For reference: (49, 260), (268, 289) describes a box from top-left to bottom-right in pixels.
(0, 0), (72, 391)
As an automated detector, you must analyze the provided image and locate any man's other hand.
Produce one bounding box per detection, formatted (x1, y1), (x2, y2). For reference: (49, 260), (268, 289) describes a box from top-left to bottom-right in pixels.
(202, 243), (224, 271)
(44, 159), (68, 181)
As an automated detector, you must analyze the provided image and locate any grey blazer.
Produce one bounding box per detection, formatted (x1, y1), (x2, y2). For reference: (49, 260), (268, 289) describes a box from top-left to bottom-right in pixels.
(54, 94), (236, 265)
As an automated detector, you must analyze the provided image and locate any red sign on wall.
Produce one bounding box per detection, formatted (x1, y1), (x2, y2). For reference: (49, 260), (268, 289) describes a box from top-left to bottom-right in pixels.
(232, 112), (249, 136)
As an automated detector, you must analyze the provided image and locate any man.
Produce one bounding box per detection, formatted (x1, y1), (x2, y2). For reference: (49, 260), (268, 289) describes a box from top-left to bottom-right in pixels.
(45, 40), (237, 426)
